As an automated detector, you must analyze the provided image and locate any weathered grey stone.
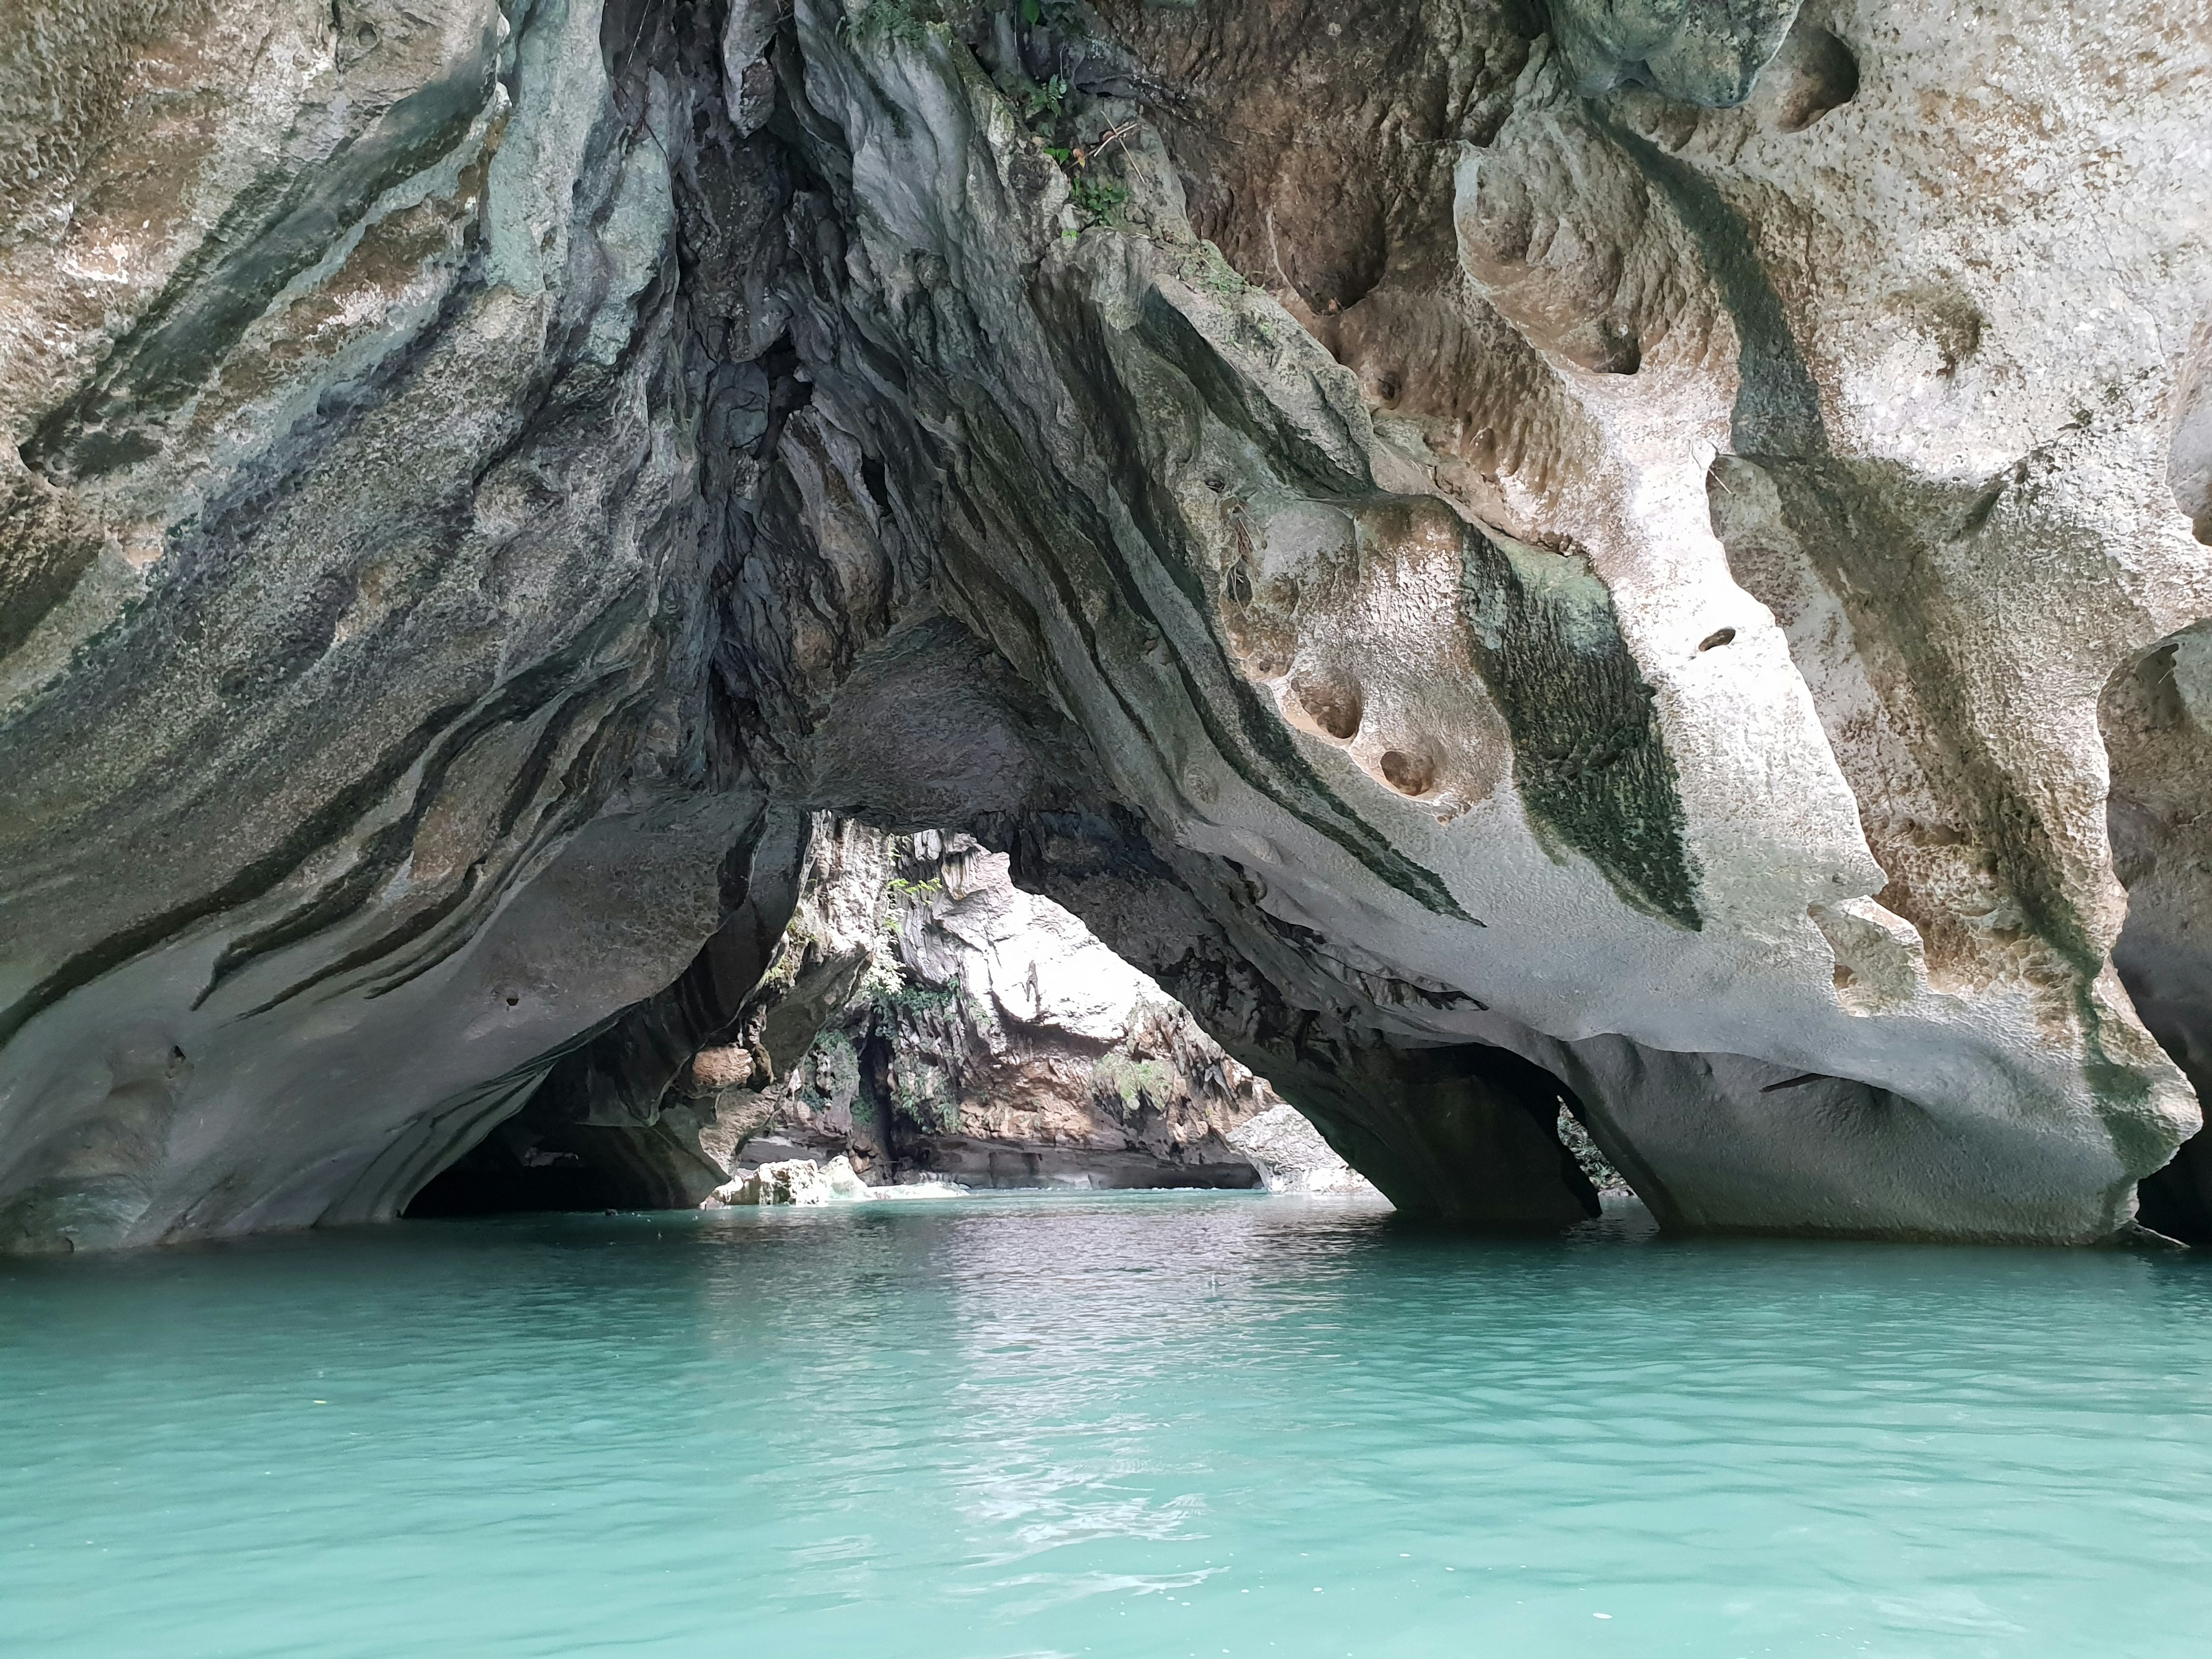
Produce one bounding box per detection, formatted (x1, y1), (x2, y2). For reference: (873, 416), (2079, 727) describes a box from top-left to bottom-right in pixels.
(1228, 1103), (1382, 1196)
(1548, 0), (1805, 107)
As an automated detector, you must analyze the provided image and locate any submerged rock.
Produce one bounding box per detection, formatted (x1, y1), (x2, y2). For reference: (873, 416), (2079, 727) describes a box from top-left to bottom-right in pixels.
(2, 0), (2209, 1247)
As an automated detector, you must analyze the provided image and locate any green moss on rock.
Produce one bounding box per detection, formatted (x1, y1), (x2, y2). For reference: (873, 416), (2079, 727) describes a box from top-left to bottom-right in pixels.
(1458, 527), (1700, 928)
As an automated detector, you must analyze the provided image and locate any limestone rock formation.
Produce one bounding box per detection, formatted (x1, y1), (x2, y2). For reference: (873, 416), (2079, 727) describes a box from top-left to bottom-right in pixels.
(1226, 1104), (1382, 1197)
(705, 824), (1283, 1190)
(3, 0), (2209, 1249)
(706, 1152), (872, 1205)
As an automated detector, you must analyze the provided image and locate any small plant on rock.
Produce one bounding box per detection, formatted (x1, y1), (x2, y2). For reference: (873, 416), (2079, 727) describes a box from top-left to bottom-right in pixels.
(1066, 170), (1128, 225)
(845, 0), (937, 44)
(1015, 73), (1067, 127)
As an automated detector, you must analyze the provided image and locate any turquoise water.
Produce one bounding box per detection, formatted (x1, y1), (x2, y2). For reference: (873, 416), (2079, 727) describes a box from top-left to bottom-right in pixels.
(4, 1192), (2210, 1658)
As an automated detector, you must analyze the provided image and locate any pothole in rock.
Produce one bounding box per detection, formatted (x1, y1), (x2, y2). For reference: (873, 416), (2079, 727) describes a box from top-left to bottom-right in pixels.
(1763, 24), (1860, 133)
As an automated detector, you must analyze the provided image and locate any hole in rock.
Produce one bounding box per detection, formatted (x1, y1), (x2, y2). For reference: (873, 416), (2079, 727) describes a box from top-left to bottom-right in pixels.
(1378, 747), (1435, 796)
(1569, 319), (1641, 376)
(1699, 627), (1736, 652)
(860, 453), (892, 512)
(1767, 25), (1859, 132)
(2100, 623), (2212, 1241)
(1290, 669), (1363, 741)
(406, 826), (1385, 1217)
(1263, 188), (1387, 316)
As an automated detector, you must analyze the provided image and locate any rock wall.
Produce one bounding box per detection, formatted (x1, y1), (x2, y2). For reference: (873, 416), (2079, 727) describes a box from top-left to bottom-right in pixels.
(3, 0), (2208, 1248)
(701, 822), (1288, 1190)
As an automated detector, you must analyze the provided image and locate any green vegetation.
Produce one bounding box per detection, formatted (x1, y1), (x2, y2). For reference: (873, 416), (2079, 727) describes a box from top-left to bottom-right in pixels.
(1016, 0), (1084, 29)
(1066, 171), (1128, 225)
(868, 978), (956, 1018)
(878, 869), (946, 942)
(1457, 525), (1700, 929)
(757, 915), (819, 994)
(889, 1052), (963, 1132)
(1014, 73), (1067, 127)
(992, 9), (1129, 232)
(806, 1027), (862, 1102)
(1091, 1052), (1175, 1116)
(844, 0), (938, 43)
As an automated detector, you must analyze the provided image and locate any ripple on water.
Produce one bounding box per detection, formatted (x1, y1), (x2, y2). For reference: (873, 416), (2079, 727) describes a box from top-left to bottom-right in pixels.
(2, 1192), (2210, 1658)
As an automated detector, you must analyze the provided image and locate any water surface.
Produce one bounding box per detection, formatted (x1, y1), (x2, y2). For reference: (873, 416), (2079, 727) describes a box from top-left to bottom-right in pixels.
(5, 1192), (2209, 1657)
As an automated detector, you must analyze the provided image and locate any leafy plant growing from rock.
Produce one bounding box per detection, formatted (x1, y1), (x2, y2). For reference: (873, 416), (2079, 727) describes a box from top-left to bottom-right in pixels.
(993, 1), (1135, 230)
(1015, 71), (1067, 127)
(845, 0), (939, 44)
(1065, 170), (1128, 225)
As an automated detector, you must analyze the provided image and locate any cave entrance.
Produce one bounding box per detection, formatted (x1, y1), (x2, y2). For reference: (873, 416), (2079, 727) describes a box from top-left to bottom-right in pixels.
(405, 821), (1375, 1218)
(2101, 624), (2212, 1241)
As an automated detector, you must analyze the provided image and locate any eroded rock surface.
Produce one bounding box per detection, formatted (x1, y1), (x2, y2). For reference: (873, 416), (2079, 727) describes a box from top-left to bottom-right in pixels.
(706, 1152), (872, 1205)
(3, 0), (2209, 1248)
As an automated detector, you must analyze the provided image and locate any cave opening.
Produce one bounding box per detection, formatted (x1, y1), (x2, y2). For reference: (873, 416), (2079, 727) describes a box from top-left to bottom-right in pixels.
(404, 821), (1379, 1218)
(2101, 624), (2212, 1242)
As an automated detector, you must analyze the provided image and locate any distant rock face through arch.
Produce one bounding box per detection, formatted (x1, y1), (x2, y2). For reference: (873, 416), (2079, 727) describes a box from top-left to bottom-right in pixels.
(2, 0), (2207, 1251)
(408, 819), (1349, 1215)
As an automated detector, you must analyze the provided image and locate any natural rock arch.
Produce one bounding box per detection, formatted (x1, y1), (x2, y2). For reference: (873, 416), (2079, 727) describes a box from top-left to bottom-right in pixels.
(2, 0), (2207, 1251)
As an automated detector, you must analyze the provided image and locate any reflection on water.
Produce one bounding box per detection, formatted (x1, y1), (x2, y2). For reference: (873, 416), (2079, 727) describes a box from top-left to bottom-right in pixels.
(3, 1192), (2210, 1657)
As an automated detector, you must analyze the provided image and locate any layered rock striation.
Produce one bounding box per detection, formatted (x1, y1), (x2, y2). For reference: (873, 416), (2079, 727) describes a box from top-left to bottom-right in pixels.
(3, 0), (2209, 1248)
